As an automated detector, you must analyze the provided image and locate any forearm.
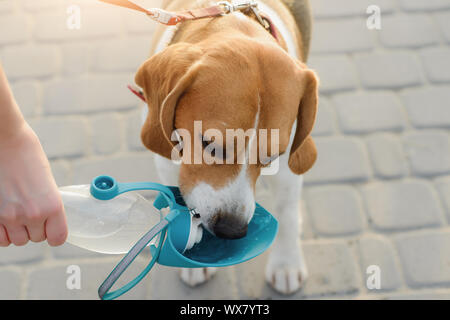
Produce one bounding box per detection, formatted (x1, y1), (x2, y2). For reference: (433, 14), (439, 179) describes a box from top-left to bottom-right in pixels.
(0, 65), (26, 138)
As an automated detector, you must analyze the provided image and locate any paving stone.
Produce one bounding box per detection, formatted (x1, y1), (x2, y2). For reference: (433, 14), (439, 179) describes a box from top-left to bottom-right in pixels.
(333, 91), (406, 134)
(0, 242), (45, 265)
(43, 74), (138, 115)
(299, 241), (361, 297)
(34, 9), (122, 41)
(308, 55), (358, 94)
(435, 12), (450, 43)
(403, 131), (450, 176)
(90, 113), (123, 155)
(354, 52), (423, 89)
(366, 133), (409, 179)
(305, 137), (371, 185)
(26, 259), (148, 299)
(386, 291), (450, 300)
(395, 230), (450, 288)
(435, 176), (450, 221)
(311, 18), (374, 53)
(126, 109), (147, 151)
(50, 160), (71, 187)
(149, 265), (237, 299)
(312, 0), (395, 18)
(10, 81), (40, 118)
(21, 0), (62, 11)
(401, 86), (450, 129)
(311, 97), (336, 137)
(357, 235), (402, 291)
(236, 240), (361, 299)
(1, 45), (60, 80)
(379, 14), (440, 48)
(362, 180), (444, 231)
(50, 242), (104, 259)
(399, 0), (450, 11)
(0, 14), (31, 45)
(0, 0), (14, 13)
(420, 47), (450, 83)
(29, 118), (88, 159)
(91, 38), (151, 72)
(61, 43), (91, 75)
(71, 153), (159, 185)
(305, 185), (365, 236)
(0, 269), (21, 299)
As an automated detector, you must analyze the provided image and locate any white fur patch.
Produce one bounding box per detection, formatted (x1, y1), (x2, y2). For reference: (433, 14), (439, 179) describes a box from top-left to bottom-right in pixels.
(184, 104), (260, 232)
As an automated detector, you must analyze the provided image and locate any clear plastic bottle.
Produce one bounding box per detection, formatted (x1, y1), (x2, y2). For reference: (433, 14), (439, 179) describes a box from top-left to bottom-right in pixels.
(59, 185), (163, 255)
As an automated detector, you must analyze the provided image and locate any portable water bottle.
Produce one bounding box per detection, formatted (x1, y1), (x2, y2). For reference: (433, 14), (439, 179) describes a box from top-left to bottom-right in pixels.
(60, 185), (202, 255)
(59, 175), (278, 300)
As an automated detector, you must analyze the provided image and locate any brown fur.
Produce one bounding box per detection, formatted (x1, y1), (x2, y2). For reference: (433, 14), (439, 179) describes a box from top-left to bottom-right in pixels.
(136, 0), (318, 193)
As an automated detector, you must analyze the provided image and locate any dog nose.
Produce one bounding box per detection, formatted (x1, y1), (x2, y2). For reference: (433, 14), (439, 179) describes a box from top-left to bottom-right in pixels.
(212, 214), (248, 239)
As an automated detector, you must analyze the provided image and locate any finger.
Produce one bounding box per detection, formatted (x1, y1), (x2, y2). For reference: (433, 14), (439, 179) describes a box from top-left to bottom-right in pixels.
(45, 212), (68, 247)
(25, 222), (46, 243)
(6, 225), (29, 246)
(0, 224), (10, 247)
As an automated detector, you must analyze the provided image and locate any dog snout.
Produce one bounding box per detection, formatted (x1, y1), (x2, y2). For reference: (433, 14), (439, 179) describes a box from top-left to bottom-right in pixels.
(211, 212), (248, 239)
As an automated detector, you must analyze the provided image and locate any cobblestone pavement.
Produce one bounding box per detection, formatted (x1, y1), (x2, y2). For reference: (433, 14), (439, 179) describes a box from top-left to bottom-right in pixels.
(0, 0), (450, 300)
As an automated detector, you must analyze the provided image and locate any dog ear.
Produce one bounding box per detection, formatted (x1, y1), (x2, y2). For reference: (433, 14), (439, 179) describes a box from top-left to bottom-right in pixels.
(288, 68), (319, 175)
(135, 43), (203, 159)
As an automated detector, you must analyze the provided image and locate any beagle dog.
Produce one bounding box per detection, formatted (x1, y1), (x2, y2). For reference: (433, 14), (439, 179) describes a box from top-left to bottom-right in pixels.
(136, 0), (318, 295)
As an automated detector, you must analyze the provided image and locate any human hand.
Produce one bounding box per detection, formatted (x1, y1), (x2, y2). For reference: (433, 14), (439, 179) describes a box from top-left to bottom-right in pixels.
(0, 121), (67, 246)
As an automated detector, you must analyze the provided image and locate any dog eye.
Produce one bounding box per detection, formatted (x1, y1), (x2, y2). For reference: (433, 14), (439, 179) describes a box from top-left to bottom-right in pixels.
(202, 139), (216, 157)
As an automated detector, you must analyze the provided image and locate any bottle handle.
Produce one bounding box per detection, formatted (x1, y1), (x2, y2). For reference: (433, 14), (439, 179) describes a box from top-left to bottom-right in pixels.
(98, 210), (180, 300)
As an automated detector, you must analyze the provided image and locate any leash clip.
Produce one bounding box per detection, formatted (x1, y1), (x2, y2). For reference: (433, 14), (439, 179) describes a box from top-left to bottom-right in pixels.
(217, 1), (269, 29)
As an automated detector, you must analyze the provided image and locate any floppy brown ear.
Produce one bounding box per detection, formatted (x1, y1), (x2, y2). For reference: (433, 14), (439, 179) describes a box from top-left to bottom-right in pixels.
(288, 69), (319, 175)
(135, 43), (203, 159)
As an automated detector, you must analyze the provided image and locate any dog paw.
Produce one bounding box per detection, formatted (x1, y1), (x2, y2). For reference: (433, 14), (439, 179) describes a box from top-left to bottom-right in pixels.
(265, 262), (308, 295)
(179, 267), (217, 287)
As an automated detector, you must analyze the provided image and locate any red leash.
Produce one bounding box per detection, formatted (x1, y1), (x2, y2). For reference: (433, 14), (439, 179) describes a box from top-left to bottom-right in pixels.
(99, 0), (226, 26)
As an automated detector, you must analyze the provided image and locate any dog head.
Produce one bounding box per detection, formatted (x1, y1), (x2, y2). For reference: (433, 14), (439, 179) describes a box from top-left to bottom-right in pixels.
(136, 39), (318, 239)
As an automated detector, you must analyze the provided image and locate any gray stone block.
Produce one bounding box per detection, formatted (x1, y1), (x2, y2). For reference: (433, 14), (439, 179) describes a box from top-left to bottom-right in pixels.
(305, 137), (371, 185)
(354, 52), (423, 89)
(71, 153), (160, 185)
(311, 97), (336, 137)
(380, 14), (439, 48)
(366, 133), (409, 179)
(435, 176), (450, 220)
(305, 185), (365, 236)
(308, 55), (358, 94)
(399, 0), (450, 11)
(395, 230), (450, 288)
(362, 180), (444, 231)
(311, 18), (374, 53)
(401, 86), (450, 128)
(29, 118), (88, 159)
(26, 259), (149, 299)
(333, 91), (406, 134)
(0, 242), (45, 266)
(149, 265), (237, 299)
(420, 47), (450, 83)
(403, 131), (450, 176)
(357, 235), (402, 291)
(0, 269), (21, 299)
